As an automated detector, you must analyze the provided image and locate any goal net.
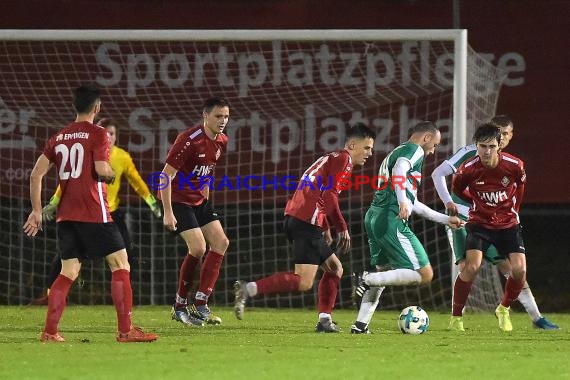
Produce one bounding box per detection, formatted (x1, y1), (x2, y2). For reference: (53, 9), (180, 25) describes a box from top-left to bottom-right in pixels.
(0, 30), (505, 312)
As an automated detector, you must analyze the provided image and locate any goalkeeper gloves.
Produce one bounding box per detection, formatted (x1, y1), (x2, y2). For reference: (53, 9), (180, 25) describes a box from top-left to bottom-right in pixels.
(41, 194), (60, 222)
(145, 194), (162, 218)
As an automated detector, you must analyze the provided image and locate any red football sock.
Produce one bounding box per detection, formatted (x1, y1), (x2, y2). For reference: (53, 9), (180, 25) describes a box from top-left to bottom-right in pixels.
(44, 274), (74, 335)
(111, 269), (133, 334)
(452, 275), (473, 316)
(501, 276), (524, 308)
(195, 251), (224, 306)
(318, 272), (340, 314)
(175, 254), (200, 306)
(256, 272), (301, 295)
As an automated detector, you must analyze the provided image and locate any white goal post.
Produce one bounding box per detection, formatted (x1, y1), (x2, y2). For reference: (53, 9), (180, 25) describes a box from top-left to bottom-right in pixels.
(0, 28), (469, 149)
(0, 29), (504, 312)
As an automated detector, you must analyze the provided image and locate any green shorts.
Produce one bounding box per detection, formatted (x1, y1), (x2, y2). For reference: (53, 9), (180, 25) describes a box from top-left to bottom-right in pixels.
(364, 205), (429, 270)
(449, 214), (501, 265)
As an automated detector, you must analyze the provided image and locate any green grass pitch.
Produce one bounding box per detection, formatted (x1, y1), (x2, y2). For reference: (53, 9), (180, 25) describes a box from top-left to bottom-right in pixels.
(0, 306), (568, 379)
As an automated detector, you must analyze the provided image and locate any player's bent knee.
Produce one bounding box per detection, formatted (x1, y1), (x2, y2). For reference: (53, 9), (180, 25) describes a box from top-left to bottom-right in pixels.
(60, 269), (80, 281)
(323, 263), (343, 278)
(106, 249), (130, 271)
(211, 236), (229, 253)
(321, 254), (342, 275)
(187, 244), (207, 257)
(420, 272), (433, 284)
(418, 265), (433, 284)
(511, 267), (526, 282)
(117, 262), (130, 272)
(463, 262), (481, 277)
(496, 260), (512, 275)
(60, 260), (81, 280)
(298, 278), (314, 292)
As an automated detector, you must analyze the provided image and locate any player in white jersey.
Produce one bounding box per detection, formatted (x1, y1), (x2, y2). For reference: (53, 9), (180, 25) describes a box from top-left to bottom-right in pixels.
(431, 115), (559, 330)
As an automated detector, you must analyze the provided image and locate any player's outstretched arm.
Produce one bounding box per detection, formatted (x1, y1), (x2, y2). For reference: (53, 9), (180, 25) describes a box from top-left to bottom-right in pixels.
(144, 194), (162, 218)
(446, 216), (465, 229)
(431, 162), (458, 216)
(123, 153), (162, 218)
(412, 199), (464, 229)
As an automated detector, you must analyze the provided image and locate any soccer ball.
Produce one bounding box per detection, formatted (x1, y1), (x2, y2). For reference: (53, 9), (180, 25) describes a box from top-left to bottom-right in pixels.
(398, 306), (429, 335)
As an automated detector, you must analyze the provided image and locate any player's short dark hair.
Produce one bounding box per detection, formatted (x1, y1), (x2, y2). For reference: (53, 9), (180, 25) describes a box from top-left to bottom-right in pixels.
(97, 117), (117, 129)
(203, 97), (230, 113)
(73, 84), (100, 114)
(409, 121), (439, 135)
(490, 115), (514, 130)
(473, 123), (502, 145)
(97, 117), (118, 143)
(346, 122), (376, 140)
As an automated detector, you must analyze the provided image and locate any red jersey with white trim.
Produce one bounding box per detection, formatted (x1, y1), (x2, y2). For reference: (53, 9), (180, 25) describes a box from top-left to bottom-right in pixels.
(43, 121), (112, 223)
(162, 125), (228, 206)
(452, 152), (526, 229)
(284, 149), (353, 231)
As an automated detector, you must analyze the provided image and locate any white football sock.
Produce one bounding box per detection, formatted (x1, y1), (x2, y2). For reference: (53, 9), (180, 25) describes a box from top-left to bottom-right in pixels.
(246, 282), (258, 297)
(517, 283), (541, 321)
(195, 291), (208, 301)
(356, 286), (385, 325)
(365, 269), (421, 287)
(175, 294), (187, 305)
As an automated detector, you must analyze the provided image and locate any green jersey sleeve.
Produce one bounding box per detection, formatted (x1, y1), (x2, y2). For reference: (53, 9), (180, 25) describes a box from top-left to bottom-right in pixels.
(372, 142), (424, 207)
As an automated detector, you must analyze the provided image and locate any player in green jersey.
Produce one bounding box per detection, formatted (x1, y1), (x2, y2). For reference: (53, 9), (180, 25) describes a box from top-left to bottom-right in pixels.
(351, 121), (464, 334)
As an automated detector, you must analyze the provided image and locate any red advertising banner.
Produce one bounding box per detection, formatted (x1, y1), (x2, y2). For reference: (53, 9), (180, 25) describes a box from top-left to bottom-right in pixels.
(1, 39), (463, 206)
(1, 0), (568, 204)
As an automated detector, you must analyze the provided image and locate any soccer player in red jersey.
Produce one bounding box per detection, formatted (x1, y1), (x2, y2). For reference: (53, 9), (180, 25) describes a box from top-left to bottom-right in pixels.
(29, 118), (162, 306)
(159, 97), (230, 326)
(434, 115), (558, 330)
(233, 123), (376, 332)
(23, 84), (157, 343)
(448, 123), (527, 332)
